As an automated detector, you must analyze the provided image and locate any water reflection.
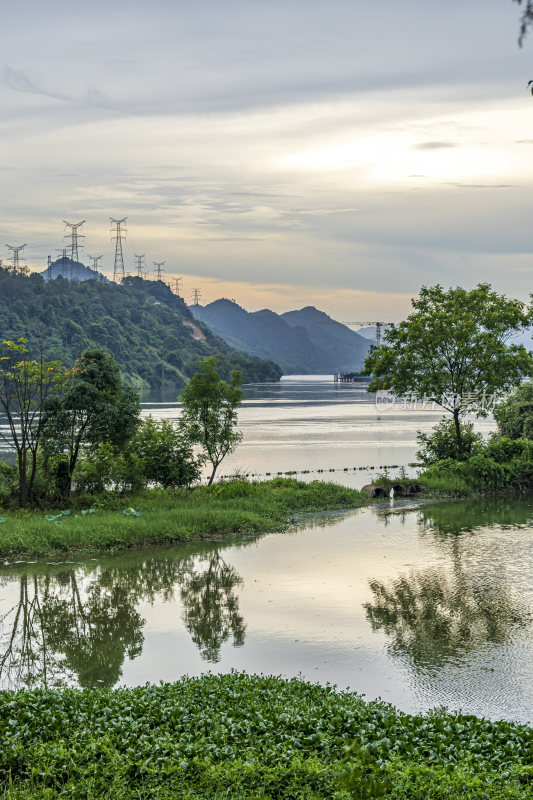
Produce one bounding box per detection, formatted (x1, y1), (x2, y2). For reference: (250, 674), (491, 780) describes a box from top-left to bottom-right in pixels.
(181, 552), (245, 662)
(0, 547), (247, 688)
(0, 498), (531, 721)
(366, 497), (533, 672)
(417, 495), (533, 534)
(364, 568), (530, 671)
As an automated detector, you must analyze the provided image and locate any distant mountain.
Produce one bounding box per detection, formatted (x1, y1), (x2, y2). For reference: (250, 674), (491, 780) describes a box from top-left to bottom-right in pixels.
(190, 300), (371, 374)
(0, 271), (282, 393)
(40, 256), (109, 283)
(281, 307), (371, 372)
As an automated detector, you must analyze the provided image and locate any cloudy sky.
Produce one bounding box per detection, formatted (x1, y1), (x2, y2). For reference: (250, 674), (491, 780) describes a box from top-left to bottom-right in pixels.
(1, 0), (532, 320)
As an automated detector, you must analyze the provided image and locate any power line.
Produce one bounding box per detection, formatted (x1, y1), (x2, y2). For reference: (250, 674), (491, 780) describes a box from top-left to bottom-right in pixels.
(110, 217), (127, 282)
(62, 219), (86, 262)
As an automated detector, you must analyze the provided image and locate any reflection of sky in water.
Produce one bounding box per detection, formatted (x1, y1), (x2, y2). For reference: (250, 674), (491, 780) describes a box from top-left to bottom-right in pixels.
(141, 376), (495, 488)
(0, 500), (531, 723)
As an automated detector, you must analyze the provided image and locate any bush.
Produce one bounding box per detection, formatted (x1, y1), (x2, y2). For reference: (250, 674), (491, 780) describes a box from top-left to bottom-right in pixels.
(0, 460), (16, 505)
(74, 443), (145, 494)
(416, 418), (484, 465)
(131, 416), (202, 489)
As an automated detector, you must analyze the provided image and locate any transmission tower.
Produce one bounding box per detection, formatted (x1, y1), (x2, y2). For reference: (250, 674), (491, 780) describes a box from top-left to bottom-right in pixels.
(172, 276), (183, 297)
(87, 254), (103, 271)
(110, 217), (127, 282)
(63, 220), (85, 261)
(191, 288), (202, 306)
(134, 254), (146, 277)
(153, 261), (166, 281)
(47, 255), (52, 281)
(55, 247), (71, 280)
(5, 244), (27, 276)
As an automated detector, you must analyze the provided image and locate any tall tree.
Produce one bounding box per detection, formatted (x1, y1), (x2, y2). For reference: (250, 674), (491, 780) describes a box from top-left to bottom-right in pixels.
(41, 348), (140, 497)
(364, 284), (533, 454)
(179, 356), (243, 485)
(0, 339), (64, 506)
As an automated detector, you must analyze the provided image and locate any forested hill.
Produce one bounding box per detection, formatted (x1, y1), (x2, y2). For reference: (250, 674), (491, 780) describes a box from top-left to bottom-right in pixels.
(190, 299), (371, 374)
(0, 270), (282, 393)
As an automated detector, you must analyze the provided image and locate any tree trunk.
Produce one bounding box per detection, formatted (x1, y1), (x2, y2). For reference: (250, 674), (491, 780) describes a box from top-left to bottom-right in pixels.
(18, 452), (27, 508)
(28, 449), (38, 503)
(453, 408), (464, 456)
(207, 462), (218, 486)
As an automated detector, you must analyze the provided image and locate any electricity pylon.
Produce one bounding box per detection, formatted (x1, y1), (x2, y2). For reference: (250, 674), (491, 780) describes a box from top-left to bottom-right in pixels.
(5, 244), (27, 276)
(153, 261), (166, 281)
(110, 217), (127, 282)
(63, 220), (86, 261)
(134, 254), (146, 277)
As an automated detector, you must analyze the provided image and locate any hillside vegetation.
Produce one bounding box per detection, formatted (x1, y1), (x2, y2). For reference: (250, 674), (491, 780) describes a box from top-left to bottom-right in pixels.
(190, 299), (371, 373)
(0, 270), (281, 392)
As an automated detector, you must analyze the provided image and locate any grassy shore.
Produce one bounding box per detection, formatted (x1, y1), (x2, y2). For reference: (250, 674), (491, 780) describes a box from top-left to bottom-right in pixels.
(0, 478), (367, 560)
(0, 673), (530, 799)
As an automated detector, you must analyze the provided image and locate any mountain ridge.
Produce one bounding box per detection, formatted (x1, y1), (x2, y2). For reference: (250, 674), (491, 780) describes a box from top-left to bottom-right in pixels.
(190, 299), (371, 374)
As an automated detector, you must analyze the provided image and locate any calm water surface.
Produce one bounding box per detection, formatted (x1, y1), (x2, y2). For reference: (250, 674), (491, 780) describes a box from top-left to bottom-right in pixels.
(143, 376), (495, 488)
(1, 378), (531, 723)
(0, 498), (532, 722)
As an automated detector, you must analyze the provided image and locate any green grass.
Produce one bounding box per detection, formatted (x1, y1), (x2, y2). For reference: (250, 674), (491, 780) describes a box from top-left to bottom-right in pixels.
(0, 478), (367, 560)
(0, 673), (530, 799)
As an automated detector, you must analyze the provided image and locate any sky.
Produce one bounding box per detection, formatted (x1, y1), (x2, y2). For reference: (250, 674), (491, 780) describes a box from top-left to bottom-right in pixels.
(1, 0), (533, 321)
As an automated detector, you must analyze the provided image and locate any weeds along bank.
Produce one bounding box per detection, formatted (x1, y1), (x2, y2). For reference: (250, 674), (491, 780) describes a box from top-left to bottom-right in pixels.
(0, 478), (367, 560)
(0, 673), (531, 800)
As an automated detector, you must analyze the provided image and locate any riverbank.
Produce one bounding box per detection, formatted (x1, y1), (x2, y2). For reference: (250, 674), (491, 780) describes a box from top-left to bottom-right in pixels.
(0, 478), (367, 560)
(0, 672), (530, 800)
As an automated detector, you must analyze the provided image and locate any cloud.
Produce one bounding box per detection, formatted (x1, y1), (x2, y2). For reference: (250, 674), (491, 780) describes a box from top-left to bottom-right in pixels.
(445, 183), (515, 189)
(83, 87), (120, 111)
(412, 141), (457, 150)
(3, 65), (120, 112)
(3, 65), (71, 102)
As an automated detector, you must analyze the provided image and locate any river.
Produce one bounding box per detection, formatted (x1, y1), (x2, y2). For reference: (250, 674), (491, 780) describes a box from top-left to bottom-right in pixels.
(0, 377), (531, 723)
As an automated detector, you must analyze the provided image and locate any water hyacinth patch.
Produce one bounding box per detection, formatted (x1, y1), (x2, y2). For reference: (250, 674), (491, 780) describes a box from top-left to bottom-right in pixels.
(0, 673), (529, 800)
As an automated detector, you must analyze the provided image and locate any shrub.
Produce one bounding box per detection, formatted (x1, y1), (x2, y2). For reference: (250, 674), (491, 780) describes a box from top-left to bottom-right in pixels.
(131, 416), (202, 489)
(74, 443), (145, 494)
(416, 418), (484, 464)
(0, 460), (16, 505)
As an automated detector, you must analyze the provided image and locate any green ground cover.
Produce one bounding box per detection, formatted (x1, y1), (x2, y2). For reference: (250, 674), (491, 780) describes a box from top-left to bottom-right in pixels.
(0, 478), (367, 560)
(0, 673), (530, 799)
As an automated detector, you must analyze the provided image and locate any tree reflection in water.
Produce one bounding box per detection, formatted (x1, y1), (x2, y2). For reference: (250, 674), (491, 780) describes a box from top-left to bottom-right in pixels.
(364, 568), (530, 670)
(366, 498), (533, 671)
(180, 552), (245, 662)
(0, 547), (246, 688)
